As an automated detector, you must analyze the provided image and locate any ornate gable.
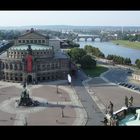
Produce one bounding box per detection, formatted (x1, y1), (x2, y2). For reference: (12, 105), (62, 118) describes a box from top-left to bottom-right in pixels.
(19, 32), (47, 39)
(14, 28), (49, 46)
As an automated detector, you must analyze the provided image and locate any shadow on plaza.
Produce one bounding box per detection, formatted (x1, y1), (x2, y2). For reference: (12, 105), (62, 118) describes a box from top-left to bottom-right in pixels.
(35, 80), (68, 86)
(0, 119), (8, 122)
(40, 102), (83, 109)
(73, 74), (117, 88)
(89, 84), (117, 88)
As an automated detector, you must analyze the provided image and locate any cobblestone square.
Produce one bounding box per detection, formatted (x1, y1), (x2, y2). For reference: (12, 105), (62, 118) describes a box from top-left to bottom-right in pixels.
(0, 80), (86, 125)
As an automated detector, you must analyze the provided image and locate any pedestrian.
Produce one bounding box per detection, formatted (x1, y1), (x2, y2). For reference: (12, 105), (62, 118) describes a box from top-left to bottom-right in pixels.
(103, 117), (108, 126)
(101, 117), (108, 126)
(129, 96), (133, 106)
(125, 96), (128, 107)
(108, 101), (114, 116)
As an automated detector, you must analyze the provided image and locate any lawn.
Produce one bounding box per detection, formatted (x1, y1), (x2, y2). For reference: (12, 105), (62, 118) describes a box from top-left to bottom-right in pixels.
(112, 40), (140, 50)
(83, 65), (108, 77)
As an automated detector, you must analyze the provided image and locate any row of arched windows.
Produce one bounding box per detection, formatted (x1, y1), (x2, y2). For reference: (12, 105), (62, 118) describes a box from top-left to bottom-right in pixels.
(8, 50), (53, 58)
(36, 63), (60, 71)
(18, 39), (46, 44)
(36, 71), (66, 82)
(1, 63), (23, 70)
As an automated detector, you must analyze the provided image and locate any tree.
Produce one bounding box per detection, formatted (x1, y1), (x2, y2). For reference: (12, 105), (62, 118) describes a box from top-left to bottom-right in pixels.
(135, 59), (140, 69)
(136, 61), (140, 69)
(68, 48), (86, 63)
(84, 45), (105, 58)
(135, 59), (140, 65)
(84, 45), (93, 54)
(66, 40), (79, 48)
(124, 58), (131, 65)
(106, 54), (131, 65)
(107, 55), (113, 60)
(80, 55), (96, 69)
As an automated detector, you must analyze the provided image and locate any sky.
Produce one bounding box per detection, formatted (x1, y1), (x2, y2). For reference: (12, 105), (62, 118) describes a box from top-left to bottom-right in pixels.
(0, 11), (140, 26)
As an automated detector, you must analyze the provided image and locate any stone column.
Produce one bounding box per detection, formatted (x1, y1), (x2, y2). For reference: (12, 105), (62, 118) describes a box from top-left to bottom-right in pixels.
(92, 37), (95, 42)
(77, 37), (79, 42)
(12, 64), (14, 71)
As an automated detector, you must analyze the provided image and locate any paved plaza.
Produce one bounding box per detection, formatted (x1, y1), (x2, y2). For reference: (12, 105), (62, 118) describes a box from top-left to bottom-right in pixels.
(83, 74), (140, 115)
(1, 64), (139, 126)
(0, 80), (87, 125)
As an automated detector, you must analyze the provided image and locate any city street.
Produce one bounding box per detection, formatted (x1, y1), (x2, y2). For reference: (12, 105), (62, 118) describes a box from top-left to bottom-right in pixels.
(103, 67), (130, 83)
(72, 70), (105, 125)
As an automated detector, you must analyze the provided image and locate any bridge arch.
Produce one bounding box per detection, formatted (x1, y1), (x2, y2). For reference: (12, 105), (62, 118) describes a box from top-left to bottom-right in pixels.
(77, 35), (101, 42)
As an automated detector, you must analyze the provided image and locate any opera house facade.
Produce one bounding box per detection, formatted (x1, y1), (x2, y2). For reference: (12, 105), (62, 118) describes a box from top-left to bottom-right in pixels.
(0, 28), (70, 83)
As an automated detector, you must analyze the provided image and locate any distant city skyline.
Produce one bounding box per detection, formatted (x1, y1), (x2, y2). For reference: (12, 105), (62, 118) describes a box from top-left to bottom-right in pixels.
(0, 11), (140, 26)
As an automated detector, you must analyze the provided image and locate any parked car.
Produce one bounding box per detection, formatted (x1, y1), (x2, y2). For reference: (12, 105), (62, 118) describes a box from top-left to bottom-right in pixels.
(124, 83), (128, 87)
(127, 84), (132, 88)
(134, 87), (139, 91)
(130, 85), (135, 89)
(120, 82), (125, 86)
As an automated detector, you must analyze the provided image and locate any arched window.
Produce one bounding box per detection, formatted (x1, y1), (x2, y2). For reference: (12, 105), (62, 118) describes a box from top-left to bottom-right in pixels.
(10, 64), (12, 70)
(6, 63), (8, 69)
(51, 63), (54, 69)
(20, 77), (23, 81)
(38, 40), (41, 44)
(14, 64), (17, 70)
(37, 65), (40, 70)
(19, 64), (22, 70)
(43, 65), (46, 70)
(2, 63), (4, 69)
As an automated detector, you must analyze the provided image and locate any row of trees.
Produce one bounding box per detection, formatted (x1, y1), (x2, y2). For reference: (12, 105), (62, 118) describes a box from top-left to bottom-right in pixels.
(107, 54), (131, 65)
(122, 34), (140, 42)
(68, 47), (96, 69)
(84, 45), (105, 58)
(67, 44), (137, 70)
(135, 59), (140, 69)
(0, 30), (21, 40)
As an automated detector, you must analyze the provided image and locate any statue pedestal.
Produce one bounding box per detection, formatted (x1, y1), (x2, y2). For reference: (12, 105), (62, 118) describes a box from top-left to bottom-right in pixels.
(18, 87), (40, 107)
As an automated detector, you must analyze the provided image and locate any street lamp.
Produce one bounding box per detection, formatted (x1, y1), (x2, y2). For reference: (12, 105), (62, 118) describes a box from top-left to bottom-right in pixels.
(56, 84), (59, 94)
(24, 117), (28, 126)
(61, 107), (64, 118)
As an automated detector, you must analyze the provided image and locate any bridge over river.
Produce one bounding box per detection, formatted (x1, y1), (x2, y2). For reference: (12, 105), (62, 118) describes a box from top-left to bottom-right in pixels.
(76, 34), (117, 42)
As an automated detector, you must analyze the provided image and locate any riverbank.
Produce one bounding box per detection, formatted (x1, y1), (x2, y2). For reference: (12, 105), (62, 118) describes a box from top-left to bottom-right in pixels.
(112, 40), (140, 50)
(83, 65), (108, 77)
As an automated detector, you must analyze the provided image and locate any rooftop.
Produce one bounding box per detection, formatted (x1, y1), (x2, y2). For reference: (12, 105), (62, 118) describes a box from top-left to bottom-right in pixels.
(0, 52), (7, 59)
(10, 44), (52, 51)
(54, 51), (69, 59)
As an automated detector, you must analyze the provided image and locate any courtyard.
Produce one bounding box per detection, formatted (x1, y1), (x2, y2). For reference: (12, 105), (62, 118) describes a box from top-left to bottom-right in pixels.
(0, 80), (87, 125)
